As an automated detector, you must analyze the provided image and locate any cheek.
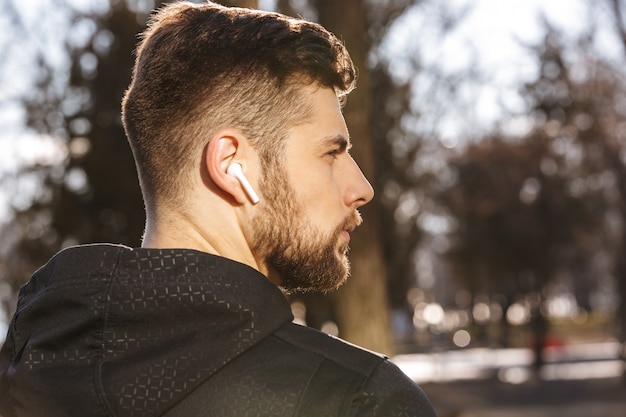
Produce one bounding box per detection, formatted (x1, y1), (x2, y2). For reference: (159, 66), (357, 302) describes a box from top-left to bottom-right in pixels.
(287, 158), (344, 216)
(297, 178), (343, 220)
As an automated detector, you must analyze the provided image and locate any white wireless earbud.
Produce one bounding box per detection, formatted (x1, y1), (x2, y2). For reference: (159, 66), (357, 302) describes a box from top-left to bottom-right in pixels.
(227, 163), (260, 204)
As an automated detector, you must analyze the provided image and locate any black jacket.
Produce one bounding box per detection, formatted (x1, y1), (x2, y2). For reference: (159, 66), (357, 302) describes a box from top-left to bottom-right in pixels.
(0, 244), (436, 417)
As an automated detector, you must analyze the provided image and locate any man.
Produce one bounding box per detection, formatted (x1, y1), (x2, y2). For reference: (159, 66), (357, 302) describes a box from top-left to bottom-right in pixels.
(0, 2), (436, 416)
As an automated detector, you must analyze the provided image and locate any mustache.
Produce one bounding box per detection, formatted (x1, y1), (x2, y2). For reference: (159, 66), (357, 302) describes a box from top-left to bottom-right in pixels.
(340, 210), (363, 233)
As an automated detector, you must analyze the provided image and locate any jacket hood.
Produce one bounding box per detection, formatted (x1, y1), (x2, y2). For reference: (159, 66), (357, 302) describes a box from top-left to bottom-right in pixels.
(0, 244), (294, 417)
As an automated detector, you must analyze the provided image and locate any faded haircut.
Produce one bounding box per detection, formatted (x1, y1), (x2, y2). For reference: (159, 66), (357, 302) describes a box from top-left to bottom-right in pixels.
(121, 1), (356, 214)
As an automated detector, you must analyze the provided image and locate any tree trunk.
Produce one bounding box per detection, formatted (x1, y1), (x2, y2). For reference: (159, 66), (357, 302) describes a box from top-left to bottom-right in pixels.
(614, 163), (626, 385)
(530, 304), (548, 375)
(609, 0), (626, 386)
(314, 0), (394, 355)
(616, 244), (626, 385)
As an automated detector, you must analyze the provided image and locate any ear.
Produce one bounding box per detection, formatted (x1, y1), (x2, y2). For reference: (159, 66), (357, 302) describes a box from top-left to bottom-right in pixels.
(206, 130), (249, 205)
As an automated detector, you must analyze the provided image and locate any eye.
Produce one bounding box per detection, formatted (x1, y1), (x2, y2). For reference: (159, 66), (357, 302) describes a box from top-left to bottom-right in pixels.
(325, 148), (342, 161)
(328, 148), (340, 157)
(321, 137), (350, 162)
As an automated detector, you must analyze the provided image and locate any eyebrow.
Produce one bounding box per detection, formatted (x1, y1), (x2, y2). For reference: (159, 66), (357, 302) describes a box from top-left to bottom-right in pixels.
(320, 134), (351, 152)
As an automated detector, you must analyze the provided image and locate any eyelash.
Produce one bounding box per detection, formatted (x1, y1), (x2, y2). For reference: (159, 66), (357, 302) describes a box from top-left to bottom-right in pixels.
(325, 143), (350, 160)
(327, 149), (342, 159)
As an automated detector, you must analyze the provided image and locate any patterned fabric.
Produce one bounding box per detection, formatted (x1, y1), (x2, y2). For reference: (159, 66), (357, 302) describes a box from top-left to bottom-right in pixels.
(0, 244), (436, 417)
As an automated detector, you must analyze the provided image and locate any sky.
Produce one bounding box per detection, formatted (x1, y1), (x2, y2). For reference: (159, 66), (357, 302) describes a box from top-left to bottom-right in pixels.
(380, 0), (622, 144)
(450, 0), (621, 110)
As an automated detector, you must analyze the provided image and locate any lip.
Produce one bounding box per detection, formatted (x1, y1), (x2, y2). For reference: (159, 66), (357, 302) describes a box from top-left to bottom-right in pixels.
(340, 214), (360, 244)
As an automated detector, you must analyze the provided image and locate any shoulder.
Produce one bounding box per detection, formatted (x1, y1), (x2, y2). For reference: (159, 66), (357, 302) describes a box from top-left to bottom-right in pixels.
(273, 322), (386, 376)
(274, 323), (437, 417)
(33, 243), (129, 279)
(16, 244), (129, 305)
(357, 359), (437, 417)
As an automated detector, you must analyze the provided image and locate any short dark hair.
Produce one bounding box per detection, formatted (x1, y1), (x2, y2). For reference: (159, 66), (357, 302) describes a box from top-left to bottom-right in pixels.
(122, 1), (356, 213)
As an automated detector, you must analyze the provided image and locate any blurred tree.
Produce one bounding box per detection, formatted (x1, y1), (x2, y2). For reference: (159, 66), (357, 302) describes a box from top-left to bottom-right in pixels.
(441, 134), (608, 367)
(0, 0), (179, 314)
(1, 1), (153, 304)
(365, 0), (475, 350)
(522, 25), (626, 372)
(605, 0), (626, 382)
(439, 25), (625, 370)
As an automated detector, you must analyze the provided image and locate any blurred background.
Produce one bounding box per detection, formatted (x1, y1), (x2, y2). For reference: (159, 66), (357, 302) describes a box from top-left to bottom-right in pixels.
(1, 0), (625, 415)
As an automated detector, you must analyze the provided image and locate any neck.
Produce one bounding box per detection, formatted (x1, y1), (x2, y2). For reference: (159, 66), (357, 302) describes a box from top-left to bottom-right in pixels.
(142, 205), (270, 279)
(142, 216), (217, 254)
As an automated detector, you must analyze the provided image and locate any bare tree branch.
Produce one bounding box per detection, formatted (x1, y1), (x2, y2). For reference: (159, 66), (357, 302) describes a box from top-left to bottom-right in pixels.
(611, 0), (626, 54)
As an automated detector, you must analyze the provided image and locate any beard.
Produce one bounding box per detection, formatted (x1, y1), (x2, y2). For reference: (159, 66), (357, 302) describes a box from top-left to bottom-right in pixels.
(250, 164), (362, 293)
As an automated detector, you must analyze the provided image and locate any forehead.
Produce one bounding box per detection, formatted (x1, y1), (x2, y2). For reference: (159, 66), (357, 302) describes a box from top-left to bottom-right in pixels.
(285, 86), (350, 150)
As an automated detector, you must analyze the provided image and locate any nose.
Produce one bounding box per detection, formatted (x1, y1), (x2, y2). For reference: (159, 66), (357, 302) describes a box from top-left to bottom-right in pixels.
(344, 155), (374, 209)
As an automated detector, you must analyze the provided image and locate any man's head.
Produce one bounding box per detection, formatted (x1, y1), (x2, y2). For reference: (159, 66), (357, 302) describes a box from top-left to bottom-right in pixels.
(122, 1), (355, 212)
(122, 1), (373, 292)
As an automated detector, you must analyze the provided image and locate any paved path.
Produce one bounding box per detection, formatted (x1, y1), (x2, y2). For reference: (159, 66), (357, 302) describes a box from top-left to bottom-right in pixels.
(421, 377), (626, 417)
